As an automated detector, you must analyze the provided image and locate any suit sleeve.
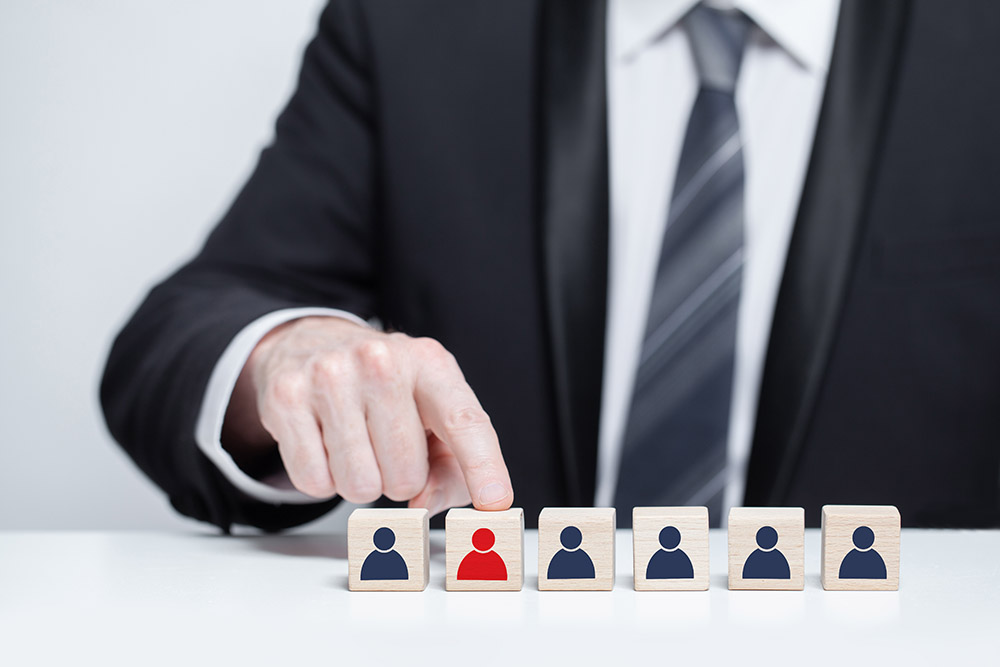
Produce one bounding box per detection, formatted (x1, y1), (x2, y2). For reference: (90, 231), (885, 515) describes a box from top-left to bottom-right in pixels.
(100, 0), (377, 532)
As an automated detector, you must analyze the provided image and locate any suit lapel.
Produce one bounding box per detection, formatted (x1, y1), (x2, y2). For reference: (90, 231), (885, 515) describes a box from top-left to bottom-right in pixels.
(538, 0), (609, 505)
(745, 0), (912, 504)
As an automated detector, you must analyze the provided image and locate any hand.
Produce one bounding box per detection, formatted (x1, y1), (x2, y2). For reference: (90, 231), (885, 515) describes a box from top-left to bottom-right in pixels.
(222, 316), (513, 516)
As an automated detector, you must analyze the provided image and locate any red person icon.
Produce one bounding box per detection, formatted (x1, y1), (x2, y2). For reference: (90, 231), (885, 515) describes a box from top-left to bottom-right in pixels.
(457, 528), (508, 580)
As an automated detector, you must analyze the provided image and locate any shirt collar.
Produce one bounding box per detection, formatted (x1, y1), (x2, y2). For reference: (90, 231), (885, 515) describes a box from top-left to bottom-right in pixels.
(611, 0), (841, 74)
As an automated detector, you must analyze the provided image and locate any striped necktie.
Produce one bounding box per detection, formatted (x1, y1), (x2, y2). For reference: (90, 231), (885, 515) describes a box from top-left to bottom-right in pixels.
(614, 5), (750, 527)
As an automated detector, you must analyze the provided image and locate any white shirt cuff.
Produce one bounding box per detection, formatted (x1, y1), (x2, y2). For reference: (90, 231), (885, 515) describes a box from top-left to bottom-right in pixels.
(195, 307), (370, 505)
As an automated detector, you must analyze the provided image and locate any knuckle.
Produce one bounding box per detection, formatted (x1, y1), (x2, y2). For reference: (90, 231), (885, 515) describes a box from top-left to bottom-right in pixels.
(338, 475), (383, 504)
(290, 468), (335, 499)
(382, 476), (426, 502)
(282, 446), (334, 498)
(382, 460), (429, 502)
(309, 353), (351, 387)
(333, 451), (383, 503)
(354, 339), (395, 379)
(442, 406), (492, 437)
(460, 455), (500, 481)
(266, 371), (307, 408)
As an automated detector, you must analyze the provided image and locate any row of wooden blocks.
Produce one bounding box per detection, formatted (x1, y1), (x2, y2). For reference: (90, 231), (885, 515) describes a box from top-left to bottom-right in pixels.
(348, 505), (900, 592)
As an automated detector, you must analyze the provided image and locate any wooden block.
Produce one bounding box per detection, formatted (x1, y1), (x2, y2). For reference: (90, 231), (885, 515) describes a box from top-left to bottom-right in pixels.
(537, 507), (616, 591)
(821, 505), (900, 591)
(632, 506), (709, 591)
(445, 508), (524, 591)
(728, 507), (804, 590)
(347, 508), (429, 591)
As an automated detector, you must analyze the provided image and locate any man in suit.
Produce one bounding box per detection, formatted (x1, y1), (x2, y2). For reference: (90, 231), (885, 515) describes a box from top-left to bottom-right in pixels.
(101, 0), (1000, 532)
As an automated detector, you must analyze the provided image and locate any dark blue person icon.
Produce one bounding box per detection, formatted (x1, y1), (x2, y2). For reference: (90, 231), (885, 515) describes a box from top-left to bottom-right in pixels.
(547, 526), (596, 579)
(360, 527), (408, 581)
(742, 526), (790, 579)
(646, 526), (694, 579)
(838, 526), (887, 579)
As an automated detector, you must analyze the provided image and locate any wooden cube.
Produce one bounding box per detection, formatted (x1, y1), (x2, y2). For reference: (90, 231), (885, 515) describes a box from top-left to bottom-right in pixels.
(348, 508), (429, 591)
(821, 505), (900, 591)
(537, 507), (616, 591)
(632, 506), (709, 591)
(445, 508), (524, 591)
(728, 507), (804, 590)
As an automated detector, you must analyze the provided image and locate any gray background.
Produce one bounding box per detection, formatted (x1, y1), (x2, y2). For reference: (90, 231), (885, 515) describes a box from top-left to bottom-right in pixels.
(0, 0), (357, 530)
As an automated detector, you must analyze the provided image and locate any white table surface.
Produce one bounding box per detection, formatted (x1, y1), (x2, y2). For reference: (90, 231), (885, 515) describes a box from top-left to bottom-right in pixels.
(1, 529), (996, 666)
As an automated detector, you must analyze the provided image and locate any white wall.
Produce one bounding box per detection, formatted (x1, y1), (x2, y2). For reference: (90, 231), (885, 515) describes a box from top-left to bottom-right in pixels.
(0, 0), (354, 530)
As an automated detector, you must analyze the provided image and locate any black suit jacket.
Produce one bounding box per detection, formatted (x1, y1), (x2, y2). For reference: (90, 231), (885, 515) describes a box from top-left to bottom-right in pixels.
(101, 0), (1000, 531)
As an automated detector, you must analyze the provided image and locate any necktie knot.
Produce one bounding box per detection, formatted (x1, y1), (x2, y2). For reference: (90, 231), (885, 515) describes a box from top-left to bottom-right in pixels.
(683, 5), (750, 94)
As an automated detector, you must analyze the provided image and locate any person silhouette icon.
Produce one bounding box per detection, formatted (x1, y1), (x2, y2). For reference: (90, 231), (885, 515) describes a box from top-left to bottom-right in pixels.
(360, 527), (408, 581)
(838, 526), (887, 579)
(742, 526), (790, 579)
(457, 528), (508, 580)
(646, 526), (694, 579)
(547, 526), (596, 579)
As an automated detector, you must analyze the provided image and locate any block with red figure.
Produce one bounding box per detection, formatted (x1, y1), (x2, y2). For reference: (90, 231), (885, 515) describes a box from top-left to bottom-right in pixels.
(458, 528), (508, 580)
(446, 508), (524, 591)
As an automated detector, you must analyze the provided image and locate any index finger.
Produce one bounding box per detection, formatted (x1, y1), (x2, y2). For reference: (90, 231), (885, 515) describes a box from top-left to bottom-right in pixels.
(411, 340), (513, 511)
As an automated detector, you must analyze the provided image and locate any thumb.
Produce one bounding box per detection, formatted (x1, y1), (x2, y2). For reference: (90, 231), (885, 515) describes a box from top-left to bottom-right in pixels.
(408, 433), (475, 518)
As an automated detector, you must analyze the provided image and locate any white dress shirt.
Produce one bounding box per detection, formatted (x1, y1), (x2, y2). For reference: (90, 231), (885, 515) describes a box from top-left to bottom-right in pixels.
(196, 0), (841, 511)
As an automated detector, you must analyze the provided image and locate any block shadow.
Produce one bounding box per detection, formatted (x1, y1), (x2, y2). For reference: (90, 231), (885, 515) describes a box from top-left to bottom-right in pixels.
(238, 533), (349, 560)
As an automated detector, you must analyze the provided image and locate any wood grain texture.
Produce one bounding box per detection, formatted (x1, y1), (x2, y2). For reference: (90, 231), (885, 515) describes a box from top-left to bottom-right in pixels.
(632, 507), (709, 591)
(348, 508), (429, 591)
(537, 507), (616, 591)
(728, 507), (804, 590)
(445, 508), (524, 591)
(821, 505), (900, 591)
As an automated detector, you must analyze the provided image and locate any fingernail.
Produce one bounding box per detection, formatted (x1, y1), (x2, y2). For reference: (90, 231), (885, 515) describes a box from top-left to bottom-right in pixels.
(426, 490), (446, 517)
(477, 482), (509, 506)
